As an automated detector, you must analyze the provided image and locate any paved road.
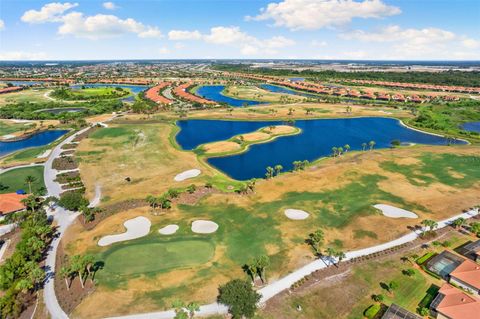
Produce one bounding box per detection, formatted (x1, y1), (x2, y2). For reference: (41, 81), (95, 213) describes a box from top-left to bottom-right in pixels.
(106, 208), (479, 319)
(42, 126), (90, 319)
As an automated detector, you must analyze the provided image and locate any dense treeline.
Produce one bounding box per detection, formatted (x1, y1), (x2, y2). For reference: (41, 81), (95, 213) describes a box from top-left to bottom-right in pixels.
(0, 197), (55, 317)
(409, 99), (480, 138)
(213, 64), (480, 87)
(0, 100), (123, 120)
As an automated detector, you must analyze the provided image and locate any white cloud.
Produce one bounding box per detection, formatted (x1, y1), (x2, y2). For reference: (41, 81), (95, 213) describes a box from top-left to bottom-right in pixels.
(248, 0), (400, 30)
(339, 25), (480, 59)
(21, 2), (161, 39)
(203, 26), (254, 44)
(168, 30), (202, 40)
(103, 2), (118, 10)
(167, 26), (294, 55)
(310, 40), (328, 47)
(0, 51), (48, 60)
(21, 2), (78, 24)
(58, 13), (163, 39)
(0, 19), (4, 30)
(158, 47), (170, 54)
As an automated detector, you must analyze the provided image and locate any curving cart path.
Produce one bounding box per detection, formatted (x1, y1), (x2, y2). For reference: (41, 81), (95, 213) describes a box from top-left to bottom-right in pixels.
(105, 207), (479, 319)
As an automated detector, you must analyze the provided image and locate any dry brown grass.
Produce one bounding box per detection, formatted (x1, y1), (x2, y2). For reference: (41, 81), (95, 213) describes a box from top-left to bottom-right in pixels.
(203, 141), (241, 154)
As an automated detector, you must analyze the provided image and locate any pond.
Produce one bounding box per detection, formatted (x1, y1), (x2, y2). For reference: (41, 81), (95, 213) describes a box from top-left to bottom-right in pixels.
(461, 122), (480, 133)
(35, 107), (87, 114)
(196, 85), (266, 107)
(0, 130), (69, 157)
(0, 81), (47, 86)
(176, 118), (461, 180)
(260, 84), (320, 99)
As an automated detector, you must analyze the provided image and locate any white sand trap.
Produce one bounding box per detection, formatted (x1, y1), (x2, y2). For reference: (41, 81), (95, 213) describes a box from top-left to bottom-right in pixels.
(191, 220), (218, 234)
(98, 216), (151, 246)
(174, 169), (201, 181)
(158, 224), (179, 235)
(374, 204), (418, 219)
(36, 149), (51, 158)
(284, 209), (310, 220)
(1, 134), (15, 140)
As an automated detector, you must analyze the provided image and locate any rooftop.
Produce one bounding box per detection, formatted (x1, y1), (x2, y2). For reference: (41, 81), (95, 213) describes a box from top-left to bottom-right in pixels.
(450, 259), (480, 290)
(0, 193), (27, 215)
(381, 303), (422, 319)
(431, 284), (480, 319)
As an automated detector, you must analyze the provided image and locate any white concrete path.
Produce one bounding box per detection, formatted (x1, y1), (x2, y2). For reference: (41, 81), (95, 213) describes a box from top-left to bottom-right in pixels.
(0, 163), (44, 174)
(105, 207), (479, 319)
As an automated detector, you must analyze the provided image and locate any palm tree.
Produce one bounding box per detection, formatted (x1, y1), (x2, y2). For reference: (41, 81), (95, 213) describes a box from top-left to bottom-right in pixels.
(246, 179), (256, 193)
(256, 255), (270, 284)
(146, 195), (158, 211)
(186, 302), (200, 319)
(361, 142), (367, 151)
(344, 144), (350, 153)
(274, 165), (283, 176)
(60, 266), (71, 290)
(265, 166), (274, 179)
(335, 250), (346, 265)
(307, 229), (324, 257)
(325, 247), (336, 265)
(337, 147), (344, 155)
(332, 147), (338, 157)
(25, 175), (37, 194)
(453, 217), (466, 229)
(369, 140), (376, 151)
(245, 260), (258, 283)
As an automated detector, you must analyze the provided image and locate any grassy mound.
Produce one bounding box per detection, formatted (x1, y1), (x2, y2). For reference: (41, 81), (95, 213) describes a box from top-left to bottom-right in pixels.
(99, 238), (215, 277)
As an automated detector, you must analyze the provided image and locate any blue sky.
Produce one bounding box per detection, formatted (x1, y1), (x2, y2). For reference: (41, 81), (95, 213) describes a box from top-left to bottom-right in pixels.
(0, 0), (479, 60)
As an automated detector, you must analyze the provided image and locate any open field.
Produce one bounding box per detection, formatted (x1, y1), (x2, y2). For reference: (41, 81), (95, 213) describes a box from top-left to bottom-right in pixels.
(259, 230), (476, 319)
(68, 132), (480, 318)
(0, 165), (45, 194)
(0, 88), (54, 105)
(51, 87), (131, 101)
(75, 122), (239, 205)
(223, 85), (306, 103)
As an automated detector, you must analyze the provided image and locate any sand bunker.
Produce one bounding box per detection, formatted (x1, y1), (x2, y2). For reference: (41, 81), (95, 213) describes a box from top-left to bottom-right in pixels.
(284, 209), (310, 220)
(98, 216), (151, 246)
(191, 220), (219, 234)
(158, 224), (179, 235)
(174, 169), (201, 181)
(374, 204), (418, 219)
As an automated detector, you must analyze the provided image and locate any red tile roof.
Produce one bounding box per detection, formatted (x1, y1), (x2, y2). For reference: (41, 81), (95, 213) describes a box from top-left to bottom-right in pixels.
(173, 83), (215, 105)
(450, 259), (480, 290)
(0, 193), (27, 215)
(144, 82), (173, 105)
(434, 284), (480, 319)
(0, 86), (23, 94)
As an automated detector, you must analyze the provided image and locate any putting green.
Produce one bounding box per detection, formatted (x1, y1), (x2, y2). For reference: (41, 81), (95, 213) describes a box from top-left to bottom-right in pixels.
(101, 239), (215, 276)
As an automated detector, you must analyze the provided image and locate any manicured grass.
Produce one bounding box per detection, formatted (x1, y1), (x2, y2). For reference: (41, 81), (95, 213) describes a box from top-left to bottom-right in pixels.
(381, 153), (480, 188)
(259, 174), (427, 228)
(0, 166), (45, 194)
(0, 121), (32, 136)
(99, 238), (215, 277)
(89, 127), (131, 139)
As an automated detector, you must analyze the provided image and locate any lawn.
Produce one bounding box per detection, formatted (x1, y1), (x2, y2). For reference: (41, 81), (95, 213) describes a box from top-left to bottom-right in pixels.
(0, 121), (33, 136)
(0, 88), (53, 106)
(0, 166), (45, 194)
(99, 238), (215, 277)
(223, 85), (306, 103)
(52, 87), (130, 101)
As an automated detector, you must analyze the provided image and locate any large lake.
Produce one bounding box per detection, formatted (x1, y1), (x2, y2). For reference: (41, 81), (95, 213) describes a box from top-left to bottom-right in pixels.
(260, 84), (320, 98)
(196, 85), (266, 107)
(176, 118), (460, 180)
(0, 130), (69, 157)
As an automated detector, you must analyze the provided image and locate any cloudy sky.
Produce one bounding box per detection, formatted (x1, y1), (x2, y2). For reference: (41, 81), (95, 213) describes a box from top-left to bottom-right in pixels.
(0, 0), (479, 60)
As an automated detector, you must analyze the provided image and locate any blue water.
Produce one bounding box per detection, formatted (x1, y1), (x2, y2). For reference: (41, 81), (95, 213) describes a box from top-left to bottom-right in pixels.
(289, 78), (305, 82)
(260, 84), (320, 99)
(176, 118), (461, 180)
(0, 81), (46, 86)
(0, 130), (69, 157)
(461, 122), (480, 133)
(196, 85), (266, 107)
(71, 83), (148, 95)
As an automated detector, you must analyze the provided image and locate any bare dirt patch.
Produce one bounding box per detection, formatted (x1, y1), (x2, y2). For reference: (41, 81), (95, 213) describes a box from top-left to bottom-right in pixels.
(203, 141), (241, 154)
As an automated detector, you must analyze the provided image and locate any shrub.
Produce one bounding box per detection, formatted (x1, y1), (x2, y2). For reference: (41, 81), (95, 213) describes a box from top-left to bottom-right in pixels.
(416, 252), (436, 265)
(364, 304), (381, 319)
(58, 192), (89, 211)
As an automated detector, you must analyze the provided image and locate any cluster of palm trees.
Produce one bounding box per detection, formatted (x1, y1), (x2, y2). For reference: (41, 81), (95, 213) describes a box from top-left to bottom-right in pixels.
(292, 160), (309, 171)
(172, 300), (200, 319)
(265, 165), (283, 179)
(361, 140), (376, 151)
(236, 179), (256, 194)
(24, 175), (37, 194)
(243, 255), (270, 285)
(420, 219), (438, 236)
(146, 193), (172, 212)
(60, 254), (98, 290)
(306, 229), (346, 266)
(331, 144), (350, 157)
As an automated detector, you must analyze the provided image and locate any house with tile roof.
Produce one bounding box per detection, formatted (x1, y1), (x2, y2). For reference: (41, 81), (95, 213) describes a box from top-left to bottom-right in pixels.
(449, 259), (480, 294)
(0, 193), (27, 216)
(430, 284), (480, 319)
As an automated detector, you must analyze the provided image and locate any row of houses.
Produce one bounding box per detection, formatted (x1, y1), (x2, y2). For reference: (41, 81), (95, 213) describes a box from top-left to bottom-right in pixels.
(172, 83), (216, 105)
(342, 79), (480, 95)
(0, 86), (23, 94)
(144, 82), (173, 105)
(0, 77), (74, 84)
(223, 72), (461, 103)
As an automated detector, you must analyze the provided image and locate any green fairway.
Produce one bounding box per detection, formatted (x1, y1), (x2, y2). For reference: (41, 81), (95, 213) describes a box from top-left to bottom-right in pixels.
(0, 166), (45, 194)
(100, 239), (215, 276)
(0, 121), (33, 136)
(51, 87), (130, 101)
